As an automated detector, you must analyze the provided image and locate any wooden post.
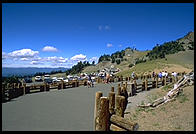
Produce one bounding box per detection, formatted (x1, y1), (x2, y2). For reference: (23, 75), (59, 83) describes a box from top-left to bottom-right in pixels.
(133, 80), (137, 91)
(142, 81), (145, 91)
(111, 86), (114, 92)
(44, 82), (47, 91)
(156, 76), (158, 88)
(115, 95), (126, 117)
(164, 76), (167, 86)
(17, 83), (20, 89)
(130, 83), (135, 96)
(125, 82), (127, 90)
(23, 83), (26, 95)
(61, 80), (64, 89)
(110, 115), (139, 131)
(95, 97), (109, 131)
(94, 91), (103, 130)
(145, 79), (148, 91)
(109, 92), (115, 114)
(110, 124), (126, 131)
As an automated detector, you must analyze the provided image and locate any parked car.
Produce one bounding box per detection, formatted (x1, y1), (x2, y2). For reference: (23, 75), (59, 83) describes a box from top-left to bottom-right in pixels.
(57, 77), (69, 82)
(44, 78), (53, 84)
(35, 76), (42, 81)
(52, 77), (58, 83)
(44, 74), (50, 80)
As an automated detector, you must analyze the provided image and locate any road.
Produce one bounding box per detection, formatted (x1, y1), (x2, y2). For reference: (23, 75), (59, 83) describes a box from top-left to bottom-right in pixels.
(2, 82), (120, 131)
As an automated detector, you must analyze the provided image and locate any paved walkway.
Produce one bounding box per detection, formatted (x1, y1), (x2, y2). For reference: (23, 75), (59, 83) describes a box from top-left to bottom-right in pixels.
(2, 82), (120, 131)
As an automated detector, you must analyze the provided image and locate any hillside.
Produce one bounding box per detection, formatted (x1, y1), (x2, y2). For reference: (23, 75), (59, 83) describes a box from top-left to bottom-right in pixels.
(83, 31), (194, 76)
(125, 85), (194, 131)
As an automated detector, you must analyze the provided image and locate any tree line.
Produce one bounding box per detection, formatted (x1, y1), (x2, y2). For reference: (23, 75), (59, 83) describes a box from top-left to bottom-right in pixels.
(146, 41), (185, 60)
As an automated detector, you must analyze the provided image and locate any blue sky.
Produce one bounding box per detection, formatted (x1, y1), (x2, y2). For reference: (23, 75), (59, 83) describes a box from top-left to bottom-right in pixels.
(2, 3), (194, 68)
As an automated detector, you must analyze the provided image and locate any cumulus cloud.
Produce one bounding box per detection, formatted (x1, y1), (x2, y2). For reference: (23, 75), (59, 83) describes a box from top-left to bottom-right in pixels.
(8, 49), (39, 58)
(107, 43), (113, 48)
(42, 46), (58, 52)
(44, 56), (68, 63)
(70, 54), (87, 61)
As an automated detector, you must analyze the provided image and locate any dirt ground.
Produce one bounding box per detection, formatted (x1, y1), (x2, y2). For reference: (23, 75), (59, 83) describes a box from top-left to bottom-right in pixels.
(125, 84), (194, 131)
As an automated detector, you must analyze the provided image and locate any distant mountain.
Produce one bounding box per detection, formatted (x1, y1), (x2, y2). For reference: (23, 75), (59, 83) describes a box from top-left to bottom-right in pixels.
(2, 67), (69, 77)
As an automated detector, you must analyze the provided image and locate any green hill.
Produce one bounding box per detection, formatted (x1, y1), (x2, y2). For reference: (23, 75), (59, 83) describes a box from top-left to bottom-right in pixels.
(82, 31), (194, 76)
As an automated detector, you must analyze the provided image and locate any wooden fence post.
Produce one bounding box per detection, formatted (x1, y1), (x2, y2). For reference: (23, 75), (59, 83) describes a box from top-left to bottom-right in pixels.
(115, 95), (126, 117)
(17, 83), (20, 89)
(109, 92), (115, 114)
(164, 76), (167, 86)
(133, 80), (137, 91)
(44, 82), (47, 91)
(61, 80), (64, 89)
(125, 82), (127, 90)
(94, 91), (103, 130)
(145, 79), (148, 91)
(156, 76), (158, 88)
(95, 97), (110, 131)
(111, 87), (114, 92)
(23, 83), (26, 95)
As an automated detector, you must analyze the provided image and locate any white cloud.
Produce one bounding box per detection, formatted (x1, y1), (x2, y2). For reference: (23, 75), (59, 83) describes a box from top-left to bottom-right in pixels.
(20, 58), (29, 61)
(70, 54), (87, 61)
(44, 56), (68, 63)
(30, 61), (41, 65)
(8, 49), (39, 58)
(2, 52), (7, 60)
(107, 43), (113, 48)
(42, 46), (58, 52)
(119, 44), (122, 47)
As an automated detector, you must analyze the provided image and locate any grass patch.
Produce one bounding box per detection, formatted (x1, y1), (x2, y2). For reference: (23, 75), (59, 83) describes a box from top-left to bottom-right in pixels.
(177, 93), (189, 103)
(151, 111), (156, 116)
(153, 123), (160, 127)
(162, 83), (174, 91)
(147, 94), (158, 103)
(175, 125), (181, 130)
(160, 106), (166, 112)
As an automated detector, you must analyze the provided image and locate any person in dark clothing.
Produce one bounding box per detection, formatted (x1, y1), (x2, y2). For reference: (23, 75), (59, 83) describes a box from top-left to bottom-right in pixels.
(88, 75), (93, 87)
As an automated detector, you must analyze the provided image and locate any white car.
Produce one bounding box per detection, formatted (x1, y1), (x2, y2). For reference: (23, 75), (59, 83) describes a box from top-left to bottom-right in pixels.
(35, 76), (42, 81)
(44, 74), (50, 80)
(52, 77), (58, 83)
(57, 77), (68, 82)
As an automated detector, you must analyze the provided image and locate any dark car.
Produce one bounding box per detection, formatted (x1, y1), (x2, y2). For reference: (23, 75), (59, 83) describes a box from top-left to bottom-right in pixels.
(24, 77), (32, 83)
(44, 78), (53, 84)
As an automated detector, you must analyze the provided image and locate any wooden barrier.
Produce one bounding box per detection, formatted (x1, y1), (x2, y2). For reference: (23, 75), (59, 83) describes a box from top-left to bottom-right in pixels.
(111, 87), (114, 92)
(2, 71), (185, 103)
(115, 95), (126, 117)
(94, 88), (138, 131)
(95, 97), (110, 131)
(109, 92), (115, 114)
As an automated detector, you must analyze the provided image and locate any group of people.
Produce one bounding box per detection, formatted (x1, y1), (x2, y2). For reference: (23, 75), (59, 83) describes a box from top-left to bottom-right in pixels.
(130, 71), (178, 80)
(158, 71), (177, 79)
(87, 72), (111, 88)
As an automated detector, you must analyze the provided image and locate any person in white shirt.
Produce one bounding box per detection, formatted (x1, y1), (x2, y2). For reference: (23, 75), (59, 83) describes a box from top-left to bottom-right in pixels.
(162, 71), (165, 77)
(172, 71), (177, 81)
(165, 71), (168, 77)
